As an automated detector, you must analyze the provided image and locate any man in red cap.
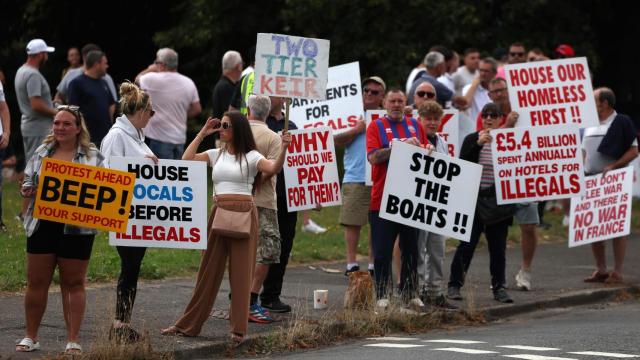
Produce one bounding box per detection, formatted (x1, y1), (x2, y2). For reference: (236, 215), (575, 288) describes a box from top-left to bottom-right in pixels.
(555, 44), (575, 58)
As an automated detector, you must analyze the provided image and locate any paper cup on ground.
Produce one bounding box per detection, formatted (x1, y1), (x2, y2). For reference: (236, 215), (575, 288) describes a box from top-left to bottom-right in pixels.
(313, 289), (328, 309)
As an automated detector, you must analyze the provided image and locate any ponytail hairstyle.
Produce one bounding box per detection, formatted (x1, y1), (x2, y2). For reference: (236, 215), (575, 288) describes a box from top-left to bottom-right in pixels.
(119, 81), (150, 115)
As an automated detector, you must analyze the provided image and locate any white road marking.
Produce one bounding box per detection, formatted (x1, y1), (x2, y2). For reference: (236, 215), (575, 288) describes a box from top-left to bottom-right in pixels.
(568, 351), (639, 358)
(365, 337), (419, 341)
(424, 339), (487, 344)
(433, 347), (499, 354)
(503, 355), (578, 360)
(363, 343), (426, 348)
(498, 345), (561, 351)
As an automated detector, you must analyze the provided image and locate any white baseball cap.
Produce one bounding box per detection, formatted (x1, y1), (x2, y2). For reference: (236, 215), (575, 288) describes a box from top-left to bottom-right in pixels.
(26, 39), (55, 55)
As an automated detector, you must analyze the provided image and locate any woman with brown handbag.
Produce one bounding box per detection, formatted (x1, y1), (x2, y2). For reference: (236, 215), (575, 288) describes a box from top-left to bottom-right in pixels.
(162, 111), (291, 346)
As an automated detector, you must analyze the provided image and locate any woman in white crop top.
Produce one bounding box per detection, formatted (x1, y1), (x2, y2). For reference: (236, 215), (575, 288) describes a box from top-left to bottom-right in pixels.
(162, 111), (290, 345)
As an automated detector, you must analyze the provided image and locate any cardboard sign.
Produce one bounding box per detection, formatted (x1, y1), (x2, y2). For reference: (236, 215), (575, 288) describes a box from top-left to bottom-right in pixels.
(379, 141), (481, 242)
(33, 158), (134, 232)
(365, 109), (459, 185)
(109, 158), (208, 249)
(491, 125), (585, 204)
(569, 167), (632, 247)
(254, 33), (330, 100)
(284, 127), (341, 211)
(505, 57), (598, 128)
(289, 62), (363, 134)
(436, 109), (459, 157)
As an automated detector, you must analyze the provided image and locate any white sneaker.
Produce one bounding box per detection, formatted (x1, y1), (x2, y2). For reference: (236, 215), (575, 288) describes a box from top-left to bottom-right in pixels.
(376, 299), (390, 310)
(302, 219), (327, 234)
(407, 297), (425, 312)
(562, 215), (570, 227)
(515, 269), (532, 291)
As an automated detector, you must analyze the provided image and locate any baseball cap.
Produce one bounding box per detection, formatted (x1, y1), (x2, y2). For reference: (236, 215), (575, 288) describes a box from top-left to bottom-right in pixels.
(362, 76), (386, 91)
(26, 39), (55, 55)
(555, 44), (575, 57)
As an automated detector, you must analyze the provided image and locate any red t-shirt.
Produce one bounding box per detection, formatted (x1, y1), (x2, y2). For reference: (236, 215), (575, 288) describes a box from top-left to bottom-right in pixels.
(366, 115), (427, 211)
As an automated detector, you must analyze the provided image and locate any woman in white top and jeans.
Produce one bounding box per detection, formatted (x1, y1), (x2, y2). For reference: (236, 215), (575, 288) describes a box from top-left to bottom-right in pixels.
(162, 111), (291, 345)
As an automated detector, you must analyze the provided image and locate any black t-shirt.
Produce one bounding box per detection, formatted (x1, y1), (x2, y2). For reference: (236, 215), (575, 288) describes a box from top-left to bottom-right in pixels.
(211, 75), (236, 118)
(266, 114), (298, 211)
(67, 74), (115, 145)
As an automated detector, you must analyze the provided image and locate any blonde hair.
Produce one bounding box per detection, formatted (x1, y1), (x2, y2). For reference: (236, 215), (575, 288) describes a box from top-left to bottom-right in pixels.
(418, 101), (443, 120)
(43, 108), (94, 158)
(119, 81), (150, 115)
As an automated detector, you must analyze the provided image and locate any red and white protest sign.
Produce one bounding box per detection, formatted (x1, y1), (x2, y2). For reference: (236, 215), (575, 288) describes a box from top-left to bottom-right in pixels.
(379, 141), (482, 242)
(289, 62), (363, 134)
(505, 57), (598, 128)
(109, 158), (208, 250)
(437, 109), (459, 158)
(491, 125), (584, 204)
(569, 167), (632, 247)
(254, 33), (330, 100)
(284, 127), (341, 211)
(365, 109), (460, 185)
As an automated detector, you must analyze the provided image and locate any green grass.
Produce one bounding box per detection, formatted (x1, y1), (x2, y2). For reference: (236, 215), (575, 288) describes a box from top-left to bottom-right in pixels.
(2, 177), (639, 292)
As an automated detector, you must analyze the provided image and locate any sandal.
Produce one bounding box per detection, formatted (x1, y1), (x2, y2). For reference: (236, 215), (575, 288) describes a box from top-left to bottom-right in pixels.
(65, 341), (82, 355)
(15, 337), (40, 352)
(160, 325), (187, 337)
(583, 270), (609, 283)
(230, 332), (247, 349)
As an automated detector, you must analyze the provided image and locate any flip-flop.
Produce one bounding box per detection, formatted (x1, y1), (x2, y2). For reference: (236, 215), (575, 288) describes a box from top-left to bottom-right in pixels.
(65, 341), (82, 355)
(15, 337), (40, 352)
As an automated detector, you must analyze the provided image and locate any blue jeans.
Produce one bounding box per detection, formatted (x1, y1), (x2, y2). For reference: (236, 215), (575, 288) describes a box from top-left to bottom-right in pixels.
(147, 138), (184, 160)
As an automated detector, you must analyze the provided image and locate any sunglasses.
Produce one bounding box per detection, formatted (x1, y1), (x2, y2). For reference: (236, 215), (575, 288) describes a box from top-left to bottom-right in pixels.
(510, 52), (525, 57)
(56, 104), (82, 120)
(416, 91), (436, 99)
(481, 112), (501, 119)
(221, 122), (232, 129)
(363, 88), (381, 96)
(490, 87), (507, 94)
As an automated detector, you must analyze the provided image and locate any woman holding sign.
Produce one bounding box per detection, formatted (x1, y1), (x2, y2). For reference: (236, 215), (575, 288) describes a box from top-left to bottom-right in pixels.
(100, 82), (158, 343)
(161, 111), (291, 346)
(17, 106), (103, 354)
(447, 102), (515, 305)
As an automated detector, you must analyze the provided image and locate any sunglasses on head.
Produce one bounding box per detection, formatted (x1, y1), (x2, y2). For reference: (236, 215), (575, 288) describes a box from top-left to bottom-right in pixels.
(481, 112), (501, 119)
(363, 88), (381, 96)
(416, 91), (436, 99)
(56, 104), (81, 120)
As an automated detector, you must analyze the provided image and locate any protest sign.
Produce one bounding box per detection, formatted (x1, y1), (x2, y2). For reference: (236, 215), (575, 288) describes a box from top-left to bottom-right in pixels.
(254, 33), (330, 100)
(365, 109), (459, 185)
(289, 62), (364, 134)
(437, 109), (459, 157)
(504, 57), (598, 128)
(491, 124), (584, 204)
(379, 141), (481, 242)
(109, 158), (208, 249)
(569, 167), (632, 247)
(284, 127), (341, 211)
(33, 158), (134, 232)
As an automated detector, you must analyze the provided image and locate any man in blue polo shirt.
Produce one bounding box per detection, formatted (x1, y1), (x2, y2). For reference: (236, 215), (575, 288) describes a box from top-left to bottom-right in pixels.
(67, 50), (115, 144)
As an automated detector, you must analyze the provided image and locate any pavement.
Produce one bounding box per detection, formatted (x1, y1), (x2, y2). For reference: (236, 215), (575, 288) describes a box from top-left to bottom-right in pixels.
(1, 233), (638, 359)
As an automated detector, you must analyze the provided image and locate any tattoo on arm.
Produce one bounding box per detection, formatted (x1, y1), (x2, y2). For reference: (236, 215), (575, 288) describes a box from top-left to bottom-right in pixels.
(368, 148), (391, 164)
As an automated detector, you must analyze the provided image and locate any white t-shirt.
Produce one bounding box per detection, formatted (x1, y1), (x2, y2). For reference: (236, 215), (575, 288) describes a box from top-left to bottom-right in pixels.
(462, 83), (491, 124)
(453, 66), (477, 96)
(139, 72), (200, 145)
(582, 111), (638, 175)
(206, 149), (264, 195)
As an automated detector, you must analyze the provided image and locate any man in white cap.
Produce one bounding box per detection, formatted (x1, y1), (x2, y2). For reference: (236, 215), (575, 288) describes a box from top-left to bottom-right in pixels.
(15, 39), (56, 220)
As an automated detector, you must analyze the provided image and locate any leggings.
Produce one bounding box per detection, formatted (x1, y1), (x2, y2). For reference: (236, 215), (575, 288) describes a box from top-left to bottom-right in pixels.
(115, 246), (147, 322)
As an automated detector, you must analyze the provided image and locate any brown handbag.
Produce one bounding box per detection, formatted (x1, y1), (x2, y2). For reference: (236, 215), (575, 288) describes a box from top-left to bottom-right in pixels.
(211, 197), (252, 239)
(210, 150), (253, 239)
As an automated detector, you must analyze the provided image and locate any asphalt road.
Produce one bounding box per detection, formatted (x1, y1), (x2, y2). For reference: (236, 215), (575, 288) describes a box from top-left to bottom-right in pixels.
(276, 300), (640, 360)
